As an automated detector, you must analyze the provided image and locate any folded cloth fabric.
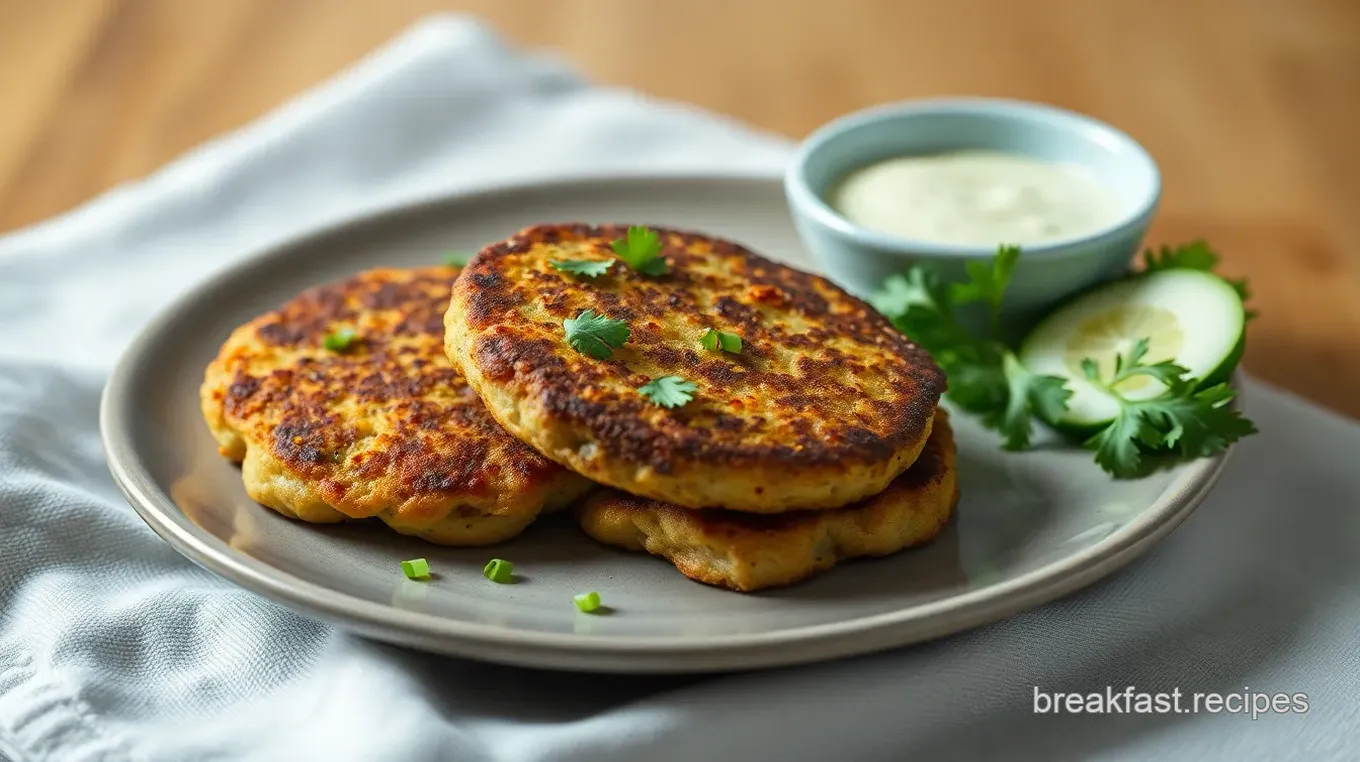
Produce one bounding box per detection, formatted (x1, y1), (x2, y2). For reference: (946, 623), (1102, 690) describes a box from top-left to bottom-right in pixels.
(0, 14), (1356, 762)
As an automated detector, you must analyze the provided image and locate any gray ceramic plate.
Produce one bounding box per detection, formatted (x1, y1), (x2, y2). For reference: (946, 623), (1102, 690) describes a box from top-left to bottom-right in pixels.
(100, 174), (1231, 673)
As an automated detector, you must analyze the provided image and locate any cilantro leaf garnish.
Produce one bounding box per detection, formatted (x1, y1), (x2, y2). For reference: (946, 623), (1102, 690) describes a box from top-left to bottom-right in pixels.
(873, 239), (1258, 476)
(563, 310), (630, 359)
(987, 352), (1073, 450)
(699, 328), (742, 354)
(1081, 339), (1257, 478)
(1141, 240), (1218, 272)
(1142, 240), (1254, 318)
(868, 266), (936, 317)
(638, 376), (697, 408)
(948, 244), (1021, 336)
(610, 226), (668, 276)
(550, 259), (614, 278)
(873, 244), (1070, 449)
(1080, 337), (1186, 390)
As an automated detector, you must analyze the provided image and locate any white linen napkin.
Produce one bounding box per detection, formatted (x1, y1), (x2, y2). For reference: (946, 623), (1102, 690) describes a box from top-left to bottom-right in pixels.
(1, 15), (1356, 762)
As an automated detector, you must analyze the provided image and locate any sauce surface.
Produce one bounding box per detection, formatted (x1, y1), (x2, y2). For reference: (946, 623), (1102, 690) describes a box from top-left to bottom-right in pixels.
(828, 150), (1124, 246)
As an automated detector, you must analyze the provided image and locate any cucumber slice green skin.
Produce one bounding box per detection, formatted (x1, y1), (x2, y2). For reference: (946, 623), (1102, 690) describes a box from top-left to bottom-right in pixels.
(1200, 327), (1246, 388)
(1017, 269), (1247, 438)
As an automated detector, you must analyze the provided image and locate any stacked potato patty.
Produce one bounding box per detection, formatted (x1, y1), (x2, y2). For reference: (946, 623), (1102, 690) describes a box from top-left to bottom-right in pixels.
(203, 224), (956, 591)
(200, 266), (594, 545)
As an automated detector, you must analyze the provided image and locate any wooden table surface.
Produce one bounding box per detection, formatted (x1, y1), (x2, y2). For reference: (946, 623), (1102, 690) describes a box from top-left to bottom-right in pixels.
(3, 0), (1357, 417)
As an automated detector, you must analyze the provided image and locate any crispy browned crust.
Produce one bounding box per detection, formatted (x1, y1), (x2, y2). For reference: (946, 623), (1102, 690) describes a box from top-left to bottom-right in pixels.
(201, 266), (594, 545)
(445, 223), (946, 512)
(578, 409), (959, 592)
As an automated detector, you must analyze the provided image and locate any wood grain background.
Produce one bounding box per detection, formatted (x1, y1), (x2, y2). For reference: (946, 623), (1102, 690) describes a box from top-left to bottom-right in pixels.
(3, 0), (1357, 417)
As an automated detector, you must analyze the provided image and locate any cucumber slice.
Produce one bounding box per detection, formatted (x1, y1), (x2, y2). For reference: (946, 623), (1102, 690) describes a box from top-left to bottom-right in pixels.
(1018, 269), (1246, 430)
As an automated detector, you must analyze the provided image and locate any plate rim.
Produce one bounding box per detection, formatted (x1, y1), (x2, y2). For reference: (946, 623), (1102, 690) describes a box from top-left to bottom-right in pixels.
(99, 171), (1234, 672)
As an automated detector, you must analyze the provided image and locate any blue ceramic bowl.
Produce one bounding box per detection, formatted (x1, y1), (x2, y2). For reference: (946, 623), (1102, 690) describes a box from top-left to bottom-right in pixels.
(784, 97), (1160, 328)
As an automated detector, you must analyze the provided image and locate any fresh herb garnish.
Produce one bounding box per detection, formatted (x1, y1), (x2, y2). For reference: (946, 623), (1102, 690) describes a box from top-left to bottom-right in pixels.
(700, 328), (742, 354)
(610, 226), (668, 276)
(400, 558), (430, 580)
(873, 240), (1258, 477)
(1081, 338), (1257, 478)
(483, 558), (514, 583)
(574, 591), (602, 613)
(873, 245), (1071, 450)
(323, 328), (358, 352)
(996, 352), (1073, 449)
(1142, 240), (1254, 318)
(638, 376), (697, 408)
(443, 252), (471, 267)
(947, 246), (1020, 337)
(563, 310), (630, 359)
(550, 259), (615, 278)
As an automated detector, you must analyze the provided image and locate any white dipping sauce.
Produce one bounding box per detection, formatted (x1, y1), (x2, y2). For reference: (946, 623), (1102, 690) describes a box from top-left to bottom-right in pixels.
(828, 150), (1124, 246)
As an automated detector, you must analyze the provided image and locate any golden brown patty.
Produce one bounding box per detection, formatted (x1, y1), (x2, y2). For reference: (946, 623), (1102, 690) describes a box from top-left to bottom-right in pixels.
(201, 266), (595, 545)
(578, 409), (958, 592)
(445, 223), (946, 513)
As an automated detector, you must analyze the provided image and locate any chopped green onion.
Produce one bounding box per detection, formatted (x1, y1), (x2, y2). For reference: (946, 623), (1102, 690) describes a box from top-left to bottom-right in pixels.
(699, 328), (742, 354)
(573, 591), (601, 613)
(483, 558), (514, 583)
(323, 328), (357, 352)
(400, 558), (430, 580)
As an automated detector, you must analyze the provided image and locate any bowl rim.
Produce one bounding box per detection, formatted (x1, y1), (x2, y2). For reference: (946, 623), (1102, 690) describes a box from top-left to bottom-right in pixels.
(784, 96), (1162, 260)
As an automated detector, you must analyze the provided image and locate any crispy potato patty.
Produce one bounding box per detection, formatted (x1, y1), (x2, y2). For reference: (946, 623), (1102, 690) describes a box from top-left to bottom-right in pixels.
(577, 409), (958, 592)
(445, 223), (946, 512)
(201, 266), (594, 545)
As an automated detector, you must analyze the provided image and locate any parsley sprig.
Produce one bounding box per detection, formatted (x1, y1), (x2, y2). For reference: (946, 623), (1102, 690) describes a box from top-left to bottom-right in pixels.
(873, 241), (1258, 478)
(563, 310), (630, 359)
(872, 245), (1071, 450)
(638, 376), (697, 408)
(551, 259), (614, 278)
(611, 226), (668, 276)
(1082, 338), (1257, 477)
